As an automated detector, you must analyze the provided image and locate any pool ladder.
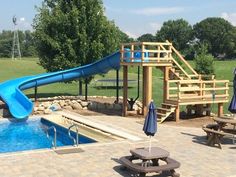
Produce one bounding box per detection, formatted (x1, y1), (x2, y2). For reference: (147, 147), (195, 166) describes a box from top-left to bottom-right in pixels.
(46, 126), (57, 149)
(68, 124), (79, 146)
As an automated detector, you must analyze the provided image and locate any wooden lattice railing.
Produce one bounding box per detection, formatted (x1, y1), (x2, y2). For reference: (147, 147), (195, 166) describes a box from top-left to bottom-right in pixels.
(167, 79), (229, 101)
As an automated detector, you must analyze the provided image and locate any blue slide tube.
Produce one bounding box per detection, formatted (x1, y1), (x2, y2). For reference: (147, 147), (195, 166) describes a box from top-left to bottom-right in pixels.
(0, 52), (120, 119)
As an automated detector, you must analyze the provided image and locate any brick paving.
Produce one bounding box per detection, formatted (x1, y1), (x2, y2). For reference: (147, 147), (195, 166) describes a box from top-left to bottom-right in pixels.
(0, 114), (235, 177)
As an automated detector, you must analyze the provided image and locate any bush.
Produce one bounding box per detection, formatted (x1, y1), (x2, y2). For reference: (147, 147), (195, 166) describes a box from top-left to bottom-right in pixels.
(194, 45), (214, 75)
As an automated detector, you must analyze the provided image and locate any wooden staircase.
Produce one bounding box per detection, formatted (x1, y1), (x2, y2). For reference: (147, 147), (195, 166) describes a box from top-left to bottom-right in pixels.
(157, 103), (176, 123)
(159, 43), (228, 123)
(120, 41), (229, 122)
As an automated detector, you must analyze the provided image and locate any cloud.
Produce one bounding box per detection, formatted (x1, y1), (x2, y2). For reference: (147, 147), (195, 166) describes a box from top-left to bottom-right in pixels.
(149, 22), (162, 31)
(19, 17), (25, 22)
(125, 31), (138, 39)
(17, 17), (32, 31)
(131, 7), (183, 16)
(221, 12), (236, 26)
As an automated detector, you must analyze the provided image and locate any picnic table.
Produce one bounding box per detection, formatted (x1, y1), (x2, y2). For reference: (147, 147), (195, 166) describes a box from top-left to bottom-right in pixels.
(120, 147), (180, 177)
(213, 117), (236, 131)
(202, 117), (236, 148)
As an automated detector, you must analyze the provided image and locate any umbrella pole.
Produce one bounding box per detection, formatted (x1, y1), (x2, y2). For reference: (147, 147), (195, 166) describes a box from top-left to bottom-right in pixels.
(149, 136), (151, 153)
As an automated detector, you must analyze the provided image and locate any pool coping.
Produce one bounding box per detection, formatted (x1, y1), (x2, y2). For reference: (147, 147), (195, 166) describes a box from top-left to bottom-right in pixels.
(55, 111), (142, 141)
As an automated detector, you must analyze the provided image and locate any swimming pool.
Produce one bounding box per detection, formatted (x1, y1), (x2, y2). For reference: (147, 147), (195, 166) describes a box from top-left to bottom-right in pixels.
(0, 118), (96, 153)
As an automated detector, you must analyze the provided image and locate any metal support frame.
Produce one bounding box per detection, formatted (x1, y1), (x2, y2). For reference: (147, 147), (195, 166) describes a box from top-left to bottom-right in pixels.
(128, 66), (140, 110)
(115, 69), (119, 103)
(85, 78), (88, 101)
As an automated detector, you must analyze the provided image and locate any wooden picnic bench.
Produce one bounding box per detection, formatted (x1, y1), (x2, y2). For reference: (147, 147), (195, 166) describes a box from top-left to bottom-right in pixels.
(202, 124), (235, 149)
(119, 147), (180, 177)
(120, 156), (180, 177)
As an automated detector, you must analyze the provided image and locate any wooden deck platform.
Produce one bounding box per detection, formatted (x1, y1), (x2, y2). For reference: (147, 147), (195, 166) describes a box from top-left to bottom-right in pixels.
(120, 41), (229, 122)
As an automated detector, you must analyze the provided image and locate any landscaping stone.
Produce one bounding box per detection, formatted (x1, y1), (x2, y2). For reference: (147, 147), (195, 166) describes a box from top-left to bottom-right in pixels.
(44, 109), (52, 114)
(80, 101), (89, 107)
(72, 103), (83, 110)
(50, 103), (61, 111)
(32, 96), (142, 116)
(64, 106), (73, 110)
(59, 100), (66, 107)
(82, 107), (88, 110)
(43, 102), (51, 108)
(38, 106), (45, 111)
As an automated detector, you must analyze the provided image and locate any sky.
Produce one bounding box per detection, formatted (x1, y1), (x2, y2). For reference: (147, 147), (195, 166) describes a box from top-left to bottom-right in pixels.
(0, 0), (236, 38)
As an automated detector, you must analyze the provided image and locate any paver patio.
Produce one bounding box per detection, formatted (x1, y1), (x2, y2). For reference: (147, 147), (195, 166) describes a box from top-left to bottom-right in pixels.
(0, 114), (235, 177)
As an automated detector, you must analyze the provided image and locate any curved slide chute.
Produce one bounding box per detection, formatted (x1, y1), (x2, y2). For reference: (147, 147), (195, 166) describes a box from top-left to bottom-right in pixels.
(0, 52), (120, 119)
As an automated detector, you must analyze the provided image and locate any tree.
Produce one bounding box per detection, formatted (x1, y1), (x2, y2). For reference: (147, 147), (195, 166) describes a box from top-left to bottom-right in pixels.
(0, 31), (12, 57)
(137, 33), (155, 42)
(194, 44), (214, 76)
(119, 30), (134, 43)
(193, 17), (236, 58)
(21, 30), (37, 57)
(156, 19), (193, 52)
(33, 0), (122, 73)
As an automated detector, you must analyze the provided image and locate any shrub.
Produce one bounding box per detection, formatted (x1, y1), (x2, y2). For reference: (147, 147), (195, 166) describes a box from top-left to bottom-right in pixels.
(194, 45), (215, 75)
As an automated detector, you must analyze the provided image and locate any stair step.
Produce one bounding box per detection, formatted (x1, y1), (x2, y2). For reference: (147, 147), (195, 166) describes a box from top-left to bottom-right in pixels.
(157, 107), (171, 112)
(161, 103), (176, 108)
(157, 112), (166, 117)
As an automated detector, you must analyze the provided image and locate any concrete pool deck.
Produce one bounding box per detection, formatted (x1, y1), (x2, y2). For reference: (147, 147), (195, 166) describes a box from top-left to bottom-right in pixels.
(0, 113), (236, 177)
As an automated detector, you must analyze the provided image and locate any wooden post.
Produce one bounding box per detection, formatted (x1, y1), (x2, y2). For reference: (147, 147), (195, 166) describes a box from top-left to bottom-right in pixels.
(122, 66), (128, 116)
(174, 105), (180, 122)
(206, 104), (211, 116)
(163, 67), (170, 102)
(142, 66), (152, 116)
(218, 103), (223, 117)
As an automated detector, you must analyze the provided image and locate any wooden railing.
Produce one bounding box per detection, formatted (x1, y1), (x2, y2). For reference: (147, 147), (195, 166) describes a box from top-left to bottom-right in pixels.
(120, 42), (172, 62)
(170, 45), (199, 79)
(120, 41), (199, 79)
(167, 79), (229, 101)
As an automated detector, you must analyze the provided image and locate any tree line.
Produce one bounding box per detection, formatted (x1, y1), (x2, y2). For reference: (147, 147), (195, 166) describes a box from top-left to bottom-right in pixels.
(137, 18), (236, 59)
(0, 30), (37, 57)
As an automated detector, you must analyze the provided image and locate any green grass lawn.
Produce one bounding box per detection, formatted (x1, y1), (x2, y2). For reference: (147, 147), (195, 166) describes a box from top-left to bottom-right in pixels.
(0, 57), (235, 114)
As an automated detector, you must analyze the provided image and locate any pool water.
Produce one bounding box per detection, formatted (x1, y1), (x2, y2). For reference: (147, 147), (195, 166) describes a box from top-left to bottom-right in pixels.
(0, 118), (96, 153)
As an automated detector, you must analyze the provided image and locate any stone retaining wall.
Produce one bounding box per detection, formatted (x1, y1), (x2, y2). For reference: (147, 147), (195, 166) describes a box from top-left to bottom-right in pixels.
(33, 96), (142, 115)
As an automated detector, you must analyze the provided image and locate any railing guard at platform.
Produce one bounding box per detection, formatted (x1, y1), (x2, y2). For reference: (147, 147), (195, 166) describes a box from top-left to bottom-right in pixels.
(167, 80), (229, 101)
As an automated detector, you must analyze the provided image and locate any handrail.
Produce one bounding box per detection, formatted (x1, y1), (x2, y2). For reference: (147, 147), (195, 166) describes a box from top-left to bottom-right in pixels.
(167, 79), (229, 101)
(171, 46), (199, 76)
(68, 124), (79, 146)
(46, 126), (57, 149)
(171, 57), (191, 79)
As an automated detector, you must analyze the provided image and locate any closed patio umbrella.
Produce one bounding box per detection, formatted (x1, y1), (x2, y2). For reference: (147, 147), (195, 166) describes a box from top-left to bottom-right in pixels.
(228, 68), (236, 117)
(143, 101), (157, 152)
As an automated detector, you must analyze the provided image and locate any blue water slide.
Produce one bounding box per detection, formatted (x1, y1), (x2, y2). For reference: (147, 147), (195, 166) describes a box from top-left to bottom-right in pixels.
(0, 52), (120, 119)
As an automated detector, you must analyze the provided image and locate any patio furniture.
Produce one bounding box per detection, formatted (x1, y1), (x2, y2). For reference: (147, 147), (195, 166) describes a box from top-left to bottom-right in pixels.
(202, 125), (234, 149)
(213, 117), (236, 144)
(120, 147), (180, 177)
(213, 117), (236, 131)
